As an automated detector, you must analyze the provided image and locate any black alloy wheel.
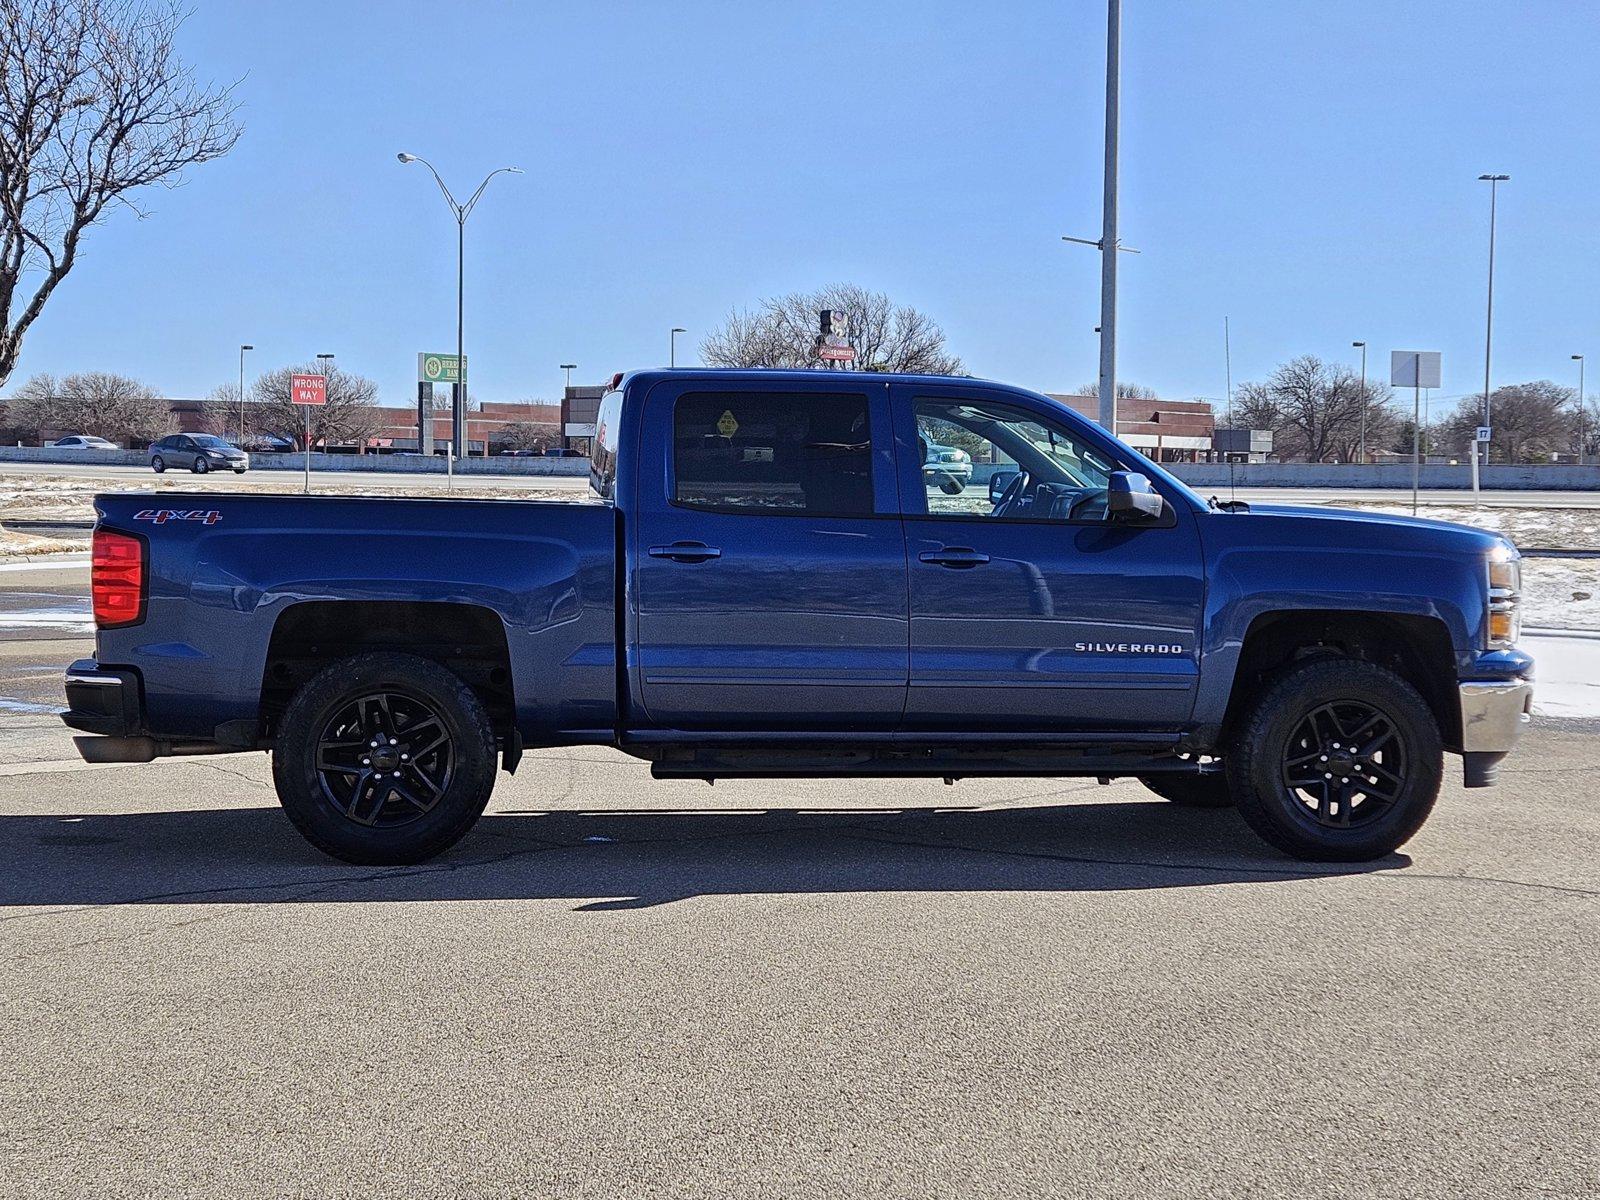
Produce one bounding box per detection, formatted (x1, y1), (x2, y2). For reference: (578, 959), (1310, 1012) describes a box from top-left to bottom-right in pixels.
(1280, 700), (1407, 829)
(315, 691), (454, 829)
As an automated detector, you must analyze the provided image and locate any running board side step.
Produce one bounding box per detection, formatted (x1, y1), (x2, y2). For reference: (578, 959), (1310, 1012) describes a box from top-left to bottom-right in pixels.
(647, 744), (1205, 781)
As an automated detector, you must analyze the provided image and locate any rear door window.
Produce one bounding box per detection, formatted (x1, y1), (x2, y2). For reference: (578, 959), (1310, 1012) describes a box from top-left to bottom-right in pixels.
(672, 392), (875, 516)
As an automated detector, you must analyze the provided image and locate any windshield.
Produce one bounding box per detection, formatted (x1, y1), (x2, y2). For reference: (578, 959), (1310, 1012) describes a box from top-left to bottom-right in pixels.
(191, 435), (231, 448)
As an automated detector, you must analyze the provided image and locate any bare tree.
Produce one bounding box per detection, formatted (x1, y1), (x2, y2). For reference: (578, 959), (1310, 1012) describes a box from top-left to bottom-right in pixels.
(1233, 355), (1395, 462)
(489, 420), (559, 453)
(248, 363), (382, 450)
(700, 284), (963, 375)
(1439, 382), (1575, 464)
(0, 0), (240, 386)
(1070, 381), (1160, 403)
(3, 368), (164, 441)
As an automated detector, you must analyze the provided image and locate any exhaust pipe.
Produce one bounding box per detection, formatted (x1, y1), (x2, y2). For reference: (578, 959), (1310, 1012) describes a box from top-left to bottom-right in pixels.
(73, 736), (241, 764)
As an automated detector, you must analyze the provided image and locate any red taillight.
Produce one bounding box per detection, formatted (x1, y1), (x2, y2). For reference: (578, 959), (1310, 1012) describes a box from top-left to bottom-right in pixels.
(92, 529), (145, 628)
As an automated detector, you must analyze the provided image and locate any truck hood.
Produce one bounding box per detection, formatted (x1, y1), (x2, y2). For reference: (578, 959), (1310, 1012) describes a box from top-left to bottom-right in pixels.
(1226, 503), (1515, 556)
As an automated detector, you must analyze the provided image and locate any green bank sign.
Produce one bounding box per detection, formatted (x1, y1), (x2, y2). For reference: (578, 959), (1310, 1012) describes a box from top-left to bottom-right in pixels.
(417, 352), (466, 384)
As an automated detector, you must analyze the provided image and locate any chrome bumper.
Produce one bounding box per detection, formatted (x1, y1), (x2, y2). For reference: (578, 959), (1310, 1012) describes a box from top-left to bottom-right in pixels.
(1459, 680), (1533, 753)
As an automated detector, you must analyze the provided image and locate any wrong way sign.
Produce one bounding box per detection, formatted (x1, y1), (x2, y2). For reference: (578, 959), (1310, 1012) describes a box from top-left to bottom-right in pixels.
(291, 374), (327, 405)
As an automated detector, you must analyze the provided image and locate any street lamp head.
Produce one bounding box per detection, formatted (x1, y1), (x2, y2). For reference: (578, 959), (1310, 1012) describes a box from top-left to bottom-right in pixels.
(1352, 341), (1365, 348)
(506, 167), (524, 174)
(397, 152), (418, 164)
(672, 327), (686, 334)
(1478, 173), (1510, 182)
(241, 344), (253, 351)
(1574, 354), (1585, 362)
(560, 363), (577, 370)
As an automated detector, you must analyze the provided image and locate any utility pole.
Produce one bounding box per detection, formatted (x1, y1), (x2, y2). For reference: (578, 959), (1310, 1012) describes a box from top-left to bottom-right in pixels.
(1574, 354), (1587, 466)
(1475, 173), (1509, 501)
(1352, 341), (1367, 463)
(237, 344), (253, 446)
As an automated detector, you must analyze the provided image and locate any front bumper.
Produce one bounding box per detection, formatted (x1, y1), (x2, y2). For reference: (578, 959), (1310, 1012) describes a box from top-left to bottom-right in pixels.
(1459, 679), (1533, 753)
(1457, 678), (1533, 788)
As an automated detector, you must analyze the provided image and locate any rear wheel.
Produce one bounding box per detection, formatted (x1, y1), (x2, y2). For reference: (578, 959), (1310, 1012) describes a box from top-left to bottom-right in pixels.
(151, 455), (165, 473)
(1228, 659), (1442, 861)
(272, 652), (498, 864)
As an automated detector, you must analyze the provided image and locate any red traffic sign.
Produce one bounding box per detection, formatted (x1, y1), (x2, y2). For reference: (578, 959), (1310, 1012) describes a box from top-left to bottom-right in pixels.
(291, 374), (328, 405)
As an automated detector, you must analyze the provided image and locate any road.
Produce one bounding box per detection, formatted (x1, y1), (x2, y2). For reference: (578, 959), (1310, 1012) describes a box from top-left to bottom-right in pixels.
(1, 461), (1595, 507)
(2, 564), (1594, 1198)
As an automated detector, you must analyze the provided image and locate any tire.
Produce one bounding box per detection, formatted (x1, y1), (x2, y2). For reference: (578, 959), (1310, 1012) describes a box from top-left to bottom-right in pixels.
(151, 455), (165, 473)
(1140, 763), (1234, 808)
(192, 456), (208, 474)
(1227, 658), (1442, 862)
(233, 468), (247, 475)
(272, 652), (498, 865)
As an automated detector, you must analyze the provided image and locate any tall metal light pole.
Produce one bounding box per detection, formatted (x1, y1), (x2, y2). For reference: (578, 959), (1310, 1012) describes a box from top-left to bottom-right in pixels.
(397, 153), (522, 485)
(1352, 340), (1367, 462)
(670, 327), (686, 368)
(561, 363), (576, 391)
(237, 344), (253, 445)
(1097, 0), (1121, 434)
(1060, 0), (1135, 436)
(1574, 354), (1587, 466)
(1475, 173), (1509, 499)
(308, 353), (334, 494)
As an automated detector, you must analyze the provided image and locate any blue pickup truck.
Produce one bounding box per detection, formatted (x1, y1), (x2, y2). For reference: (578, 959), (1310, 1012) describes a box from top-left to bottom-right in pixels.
(63, 369), (1533, 865)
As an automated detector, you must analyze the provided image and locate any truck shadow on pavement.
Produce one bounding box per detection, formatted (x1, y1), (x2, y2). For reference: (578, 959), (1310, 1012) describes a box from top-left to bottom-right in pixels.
(0, 799), (1407, 909)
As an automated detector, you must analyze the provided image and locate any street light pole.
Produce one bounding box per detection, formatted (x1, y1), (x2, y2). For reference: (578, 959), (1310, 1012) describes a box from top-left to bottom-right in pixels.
(561, 363), (576, 391)
(237, 344), (253, 446)
(1475, 173), (1509, 501)
(1097, 0), (1121, 435)
(670, 327), (686, 368)
(1574, 354), (1587, 466)
(397, 153), (522, 489)
(1352, 340), (1367, 463)
(311, 352), (334, 495)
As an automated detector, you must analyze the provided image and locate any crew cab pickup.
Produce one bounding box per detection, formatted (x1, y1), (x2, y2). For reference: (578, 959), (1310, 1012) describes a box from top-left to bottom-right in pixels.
(63, 369), (1534, 865)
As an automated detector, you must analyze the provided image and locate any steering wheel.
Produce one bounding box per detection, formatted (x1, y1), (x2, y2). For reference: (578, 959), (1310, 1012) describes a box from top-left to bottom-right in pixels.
(991, 468), (1029, 517)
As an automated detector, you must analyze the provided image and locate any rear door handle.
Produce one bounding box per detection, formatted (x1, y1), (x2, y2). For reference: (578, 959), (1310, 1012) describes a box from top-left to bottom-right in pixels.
(648, 541), (722, 563)
(919, 547), (990, 569)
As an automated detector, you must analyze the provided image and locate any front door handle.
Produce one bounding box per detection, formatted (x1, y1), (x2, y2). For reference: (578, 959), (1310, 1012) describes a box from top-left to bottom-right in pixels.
(648, 541), (722, 563)
(919, 546), (990, 569)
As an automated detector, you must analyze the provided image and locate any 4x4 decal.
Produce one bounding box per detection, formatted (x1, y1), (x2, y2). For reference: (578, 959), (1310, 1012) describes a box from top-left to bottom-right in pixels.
(132, 508), (222, 525)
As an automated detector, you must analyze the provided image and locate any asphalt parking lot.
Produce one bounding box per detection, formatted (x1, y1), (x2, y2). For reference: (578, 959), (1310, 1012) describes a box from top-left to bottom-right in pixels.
(1, 569), (1596, 1197)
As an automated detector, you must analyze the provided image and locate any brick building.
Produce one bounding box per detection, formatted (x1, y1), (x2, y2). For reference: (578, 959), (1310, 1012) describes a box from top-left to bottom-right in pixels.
(1047, 394), (1216, 462)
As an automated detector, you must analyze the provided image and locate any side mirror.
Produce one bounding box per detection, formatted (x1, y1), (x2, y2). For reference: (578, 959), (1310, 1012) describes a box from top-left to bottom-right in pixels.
(1106, 471), (1164, 522)
(988, 469), (1020, 504)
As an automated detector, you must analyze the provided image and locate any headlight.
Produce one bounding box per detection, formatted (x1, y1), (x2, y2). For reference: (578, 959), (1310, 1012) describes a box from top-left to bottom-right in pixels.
(206, 449), (226, 458)
(1486, 549), (1521, 649)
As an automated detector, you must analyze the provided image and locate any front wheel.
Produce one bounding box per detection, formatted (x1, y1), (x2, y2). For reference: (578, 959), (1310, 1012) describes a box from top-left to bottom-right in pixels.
(272, 652), (498, 864)
(1228, 659), (1442, 861)
(192, 456), (209, 474)
(151, 455), (165, 473)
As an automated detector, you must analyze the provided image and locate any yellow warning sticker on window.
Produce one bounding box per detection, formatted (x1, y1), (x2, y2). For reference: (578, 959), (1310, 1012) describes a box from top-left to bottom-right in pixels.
(716, 410), (739, 437)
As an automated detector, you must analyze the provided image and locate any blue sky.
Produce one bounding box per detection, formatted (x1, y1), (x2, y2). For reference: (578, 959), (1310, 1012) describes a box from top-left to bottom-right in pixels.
(7, 0), (1598, 409)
